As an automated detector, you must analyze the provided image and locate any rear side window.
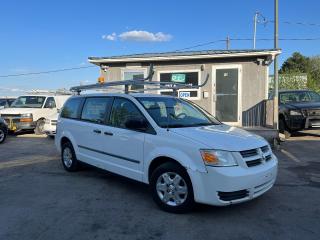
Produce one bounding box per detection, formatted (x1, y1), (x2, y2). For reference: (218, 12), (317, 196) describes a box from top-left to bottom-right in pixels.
(109, 98), (145, 129)
(81, 97), (112, 124)
(61, 97), (83, 119)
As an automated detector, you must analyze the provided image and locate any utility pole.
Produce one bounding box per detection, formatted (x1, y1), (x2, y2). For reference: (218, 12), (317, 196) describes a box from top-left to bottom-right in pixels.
(226, 36), (230, 50)
(253, 12), (258, 49)
(273, 0), (279, 130)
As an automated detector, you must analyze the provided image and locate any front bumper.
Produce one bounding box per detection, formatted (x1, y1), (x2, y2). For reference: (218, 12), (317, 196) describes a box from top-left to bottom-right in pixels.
(43, 123), (56, 136)
(3, 118), (36, 132)
(188, 154), (278, 206)
(287, 115), (320, 130)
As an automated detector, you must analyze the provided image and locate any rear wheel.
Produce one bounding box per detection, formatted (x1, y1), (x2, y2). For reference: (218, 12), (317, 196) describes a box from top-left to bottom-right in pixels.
(0, 128), (7, 144)
(61, 141), (79, 172)
(34, 119), (45, 135)
(150, 162), (195, 213)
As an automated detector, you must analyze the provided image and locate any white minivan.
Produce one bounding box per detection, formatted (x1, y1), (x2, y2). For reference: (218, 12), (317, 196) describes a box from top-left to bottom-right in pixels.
(55, 93), (278, 213)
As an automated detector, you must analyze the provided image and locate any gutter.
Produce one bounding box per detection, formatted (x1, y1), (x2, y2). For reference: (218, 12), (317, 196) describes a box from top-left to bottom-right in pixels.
(88, 50), (282, 65)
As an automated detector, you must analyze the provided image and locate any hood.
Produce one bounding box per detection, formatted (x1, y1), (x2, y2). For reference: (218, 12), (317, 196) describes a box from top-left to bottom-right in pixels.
(0, 108), (40, 115)
(284, 101), (320, 110)
(170, 124), (267, 151)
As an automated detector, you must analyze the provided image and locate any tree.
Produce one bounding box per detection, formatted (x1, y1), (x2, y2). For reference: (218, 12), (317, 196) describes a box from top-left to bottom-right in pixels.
(279, 52), (310, 74)
(278, 52), (320, 92)
(307, 56), (320, 92)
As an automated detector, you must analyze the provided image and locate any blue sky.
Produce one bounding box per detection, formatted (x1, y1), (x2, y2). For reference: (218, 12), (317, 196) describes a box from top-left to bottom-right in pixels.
(0, 0), (319, 96)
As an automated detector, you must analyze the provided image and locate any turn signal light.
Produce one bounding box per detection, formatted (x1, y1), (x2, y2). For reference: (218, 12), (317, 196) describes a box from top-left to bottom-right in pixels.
(200, 151), (219, 164)
(20, 118), (33, 122)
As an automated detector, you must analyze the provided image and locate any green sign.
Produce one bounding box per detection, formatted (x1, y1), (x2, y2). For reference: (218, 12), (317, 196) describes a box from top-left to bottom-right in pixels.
(171, 73), (186, 83)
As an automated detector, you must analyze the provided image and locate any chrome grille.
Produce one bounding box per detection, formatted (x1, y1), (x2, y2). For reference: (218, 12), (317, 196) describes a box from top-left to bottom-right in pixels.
(240, 149), (257, 158)
(0, 114), (21, 118)
(240, 145), (272, 167)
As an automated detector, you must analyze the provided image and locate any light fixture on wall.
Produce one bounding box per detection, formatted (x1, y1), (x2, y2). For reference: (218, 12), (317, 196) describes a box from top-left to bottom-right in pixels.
(100, 64), (109, 72)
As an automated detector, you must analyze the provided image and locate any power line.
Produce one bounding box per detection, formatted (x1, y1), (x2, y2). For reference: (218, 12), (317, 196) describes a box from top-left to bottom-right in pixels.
(1, 37), (320, 78)
(174, 40), (226, 52)
(0, 65), (95, 78)
(265, 20), (320, 27)
(175, 37), (320, 51)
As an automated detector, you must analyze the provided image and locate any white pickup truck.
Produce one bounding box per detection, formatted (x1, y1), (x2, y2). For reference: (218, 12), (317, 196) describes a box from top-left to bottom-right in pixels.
(0, 94), (70, 134)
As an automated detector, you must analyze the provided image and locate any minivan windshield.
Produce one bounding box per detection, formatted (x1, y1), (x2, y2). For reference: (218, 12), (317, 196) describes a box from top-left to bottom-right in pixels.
(137, 97), (220, 128)
(11, 96), (46, 108)
(279, 91), (320, 104)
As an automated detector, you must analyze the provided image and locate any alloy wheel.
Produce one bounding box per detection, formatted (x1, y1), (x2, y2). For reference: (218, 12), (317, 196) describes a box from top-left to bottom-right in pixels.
(156, 172), (188, 206)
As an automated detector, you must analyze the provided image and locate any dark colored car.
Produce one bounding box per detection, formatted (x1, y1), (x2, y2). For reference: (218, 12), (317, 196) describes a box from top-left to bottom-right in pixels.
(0, 98), (16, 109)
(277, 90), (320, 137)
(0, 117), (8, 144)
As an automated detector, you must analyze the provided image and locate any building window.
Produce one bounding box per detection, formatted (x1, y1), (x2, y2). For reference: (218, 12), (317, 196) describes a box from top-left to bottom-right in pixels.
(122, 69), (147, 92)
(158, 70), (201, 100)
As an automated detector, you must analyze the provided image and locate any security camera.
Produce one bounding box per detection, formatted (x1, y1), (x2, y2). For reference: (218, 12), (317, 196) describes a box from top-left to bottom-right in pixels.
(100, 65), (109, 72)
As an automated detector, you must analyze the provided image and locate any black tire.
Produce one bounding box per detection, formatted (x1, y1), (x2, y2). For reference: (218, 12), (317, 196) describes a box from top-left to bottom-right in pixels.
(150, 162), (195, 213)
(279, 118), (291, 139)
(0, 127), (7, 144)
(61, 141), (79, 172)
(34, 119), (45, 135)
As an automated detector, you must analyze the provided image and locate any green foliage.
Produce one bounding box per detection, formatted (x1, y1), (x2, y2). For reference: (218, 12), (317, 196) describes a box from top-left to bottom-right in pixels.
(279, 52), (310, 74)
(278, 52), (320, 92)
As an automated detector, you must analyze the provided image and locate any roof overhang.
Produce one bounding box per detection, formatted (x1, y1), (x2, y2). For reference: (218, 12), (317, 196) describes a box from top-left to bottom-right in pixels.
(88, 49), (281, 65)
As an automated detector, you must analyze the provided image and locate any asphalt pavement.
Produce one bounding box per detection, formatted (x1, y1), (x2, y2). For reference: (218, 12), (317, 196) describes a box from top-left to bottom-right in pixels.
(0, 131), (319, 240)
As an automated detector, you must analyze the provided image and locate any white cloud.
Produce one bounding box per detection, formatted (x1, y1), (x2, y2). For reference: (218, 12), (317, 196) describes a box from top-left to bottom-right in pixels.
(119, 30), (172, 42)
(0, 87), (25, 92)
(102, 30), (172, 42)
(102, 32), (117, 41)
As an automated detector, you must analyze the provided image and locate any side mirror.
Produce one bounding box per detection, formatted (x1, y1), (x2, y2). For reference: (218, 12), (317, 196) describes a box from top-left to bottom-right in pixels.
(125, 118), (148, 131)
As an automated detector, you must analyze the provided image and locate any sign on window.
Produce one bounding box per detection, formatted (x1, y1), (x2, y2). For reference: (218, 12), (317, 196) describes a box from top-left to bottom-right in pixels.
(171, 74), (186, 83)
(179, 91), (191, 98)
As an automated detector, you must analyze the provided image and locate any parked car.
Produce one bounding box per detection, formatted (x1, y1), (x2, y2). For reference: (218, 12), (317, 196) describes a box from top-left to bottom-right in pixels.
(55, 93), (278, 213)
(277, 90), (320, 137)
(0, 94), (70, 134)
(43, 112), (58, 137)
(0, 97), (16, 110)
(0, 117), (8, 144)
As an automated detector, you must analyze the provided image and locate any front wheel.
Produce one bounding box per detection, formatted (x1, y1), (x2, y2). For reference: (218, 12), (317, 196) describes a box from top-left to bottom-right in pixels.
(0, 127), (7, 144)
(34, 119), (45, 135)
(279, 118), (291, 139)
(150, 162), (195, 213)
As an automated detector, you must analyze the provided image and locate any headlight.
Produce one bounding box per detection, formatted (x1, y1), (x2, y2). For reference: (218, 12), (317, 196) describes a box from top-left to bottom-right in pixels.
(21, 113), (33, 118)
(290, 110), (302, 116)
(200, 149), (238, 167)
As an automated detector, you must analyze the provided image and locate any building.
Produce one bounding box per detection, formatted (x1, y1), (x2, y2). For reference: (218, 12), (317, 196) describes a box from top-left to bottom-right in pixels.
(88, 49), (281, 128)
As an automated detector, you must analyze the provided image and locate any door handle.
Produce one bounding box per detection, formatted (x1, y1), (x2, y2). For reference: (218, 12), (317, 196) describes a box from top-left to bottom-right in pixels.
(104, 131), (113, 136)
(93, 129), (101, 134)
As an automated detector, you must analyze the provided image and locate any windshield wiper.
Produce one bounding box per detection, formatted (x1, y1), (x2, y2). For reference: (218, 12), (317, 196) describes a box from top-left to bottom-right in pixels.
(165, 124), (188, 128)
(191, 122), (218, 127)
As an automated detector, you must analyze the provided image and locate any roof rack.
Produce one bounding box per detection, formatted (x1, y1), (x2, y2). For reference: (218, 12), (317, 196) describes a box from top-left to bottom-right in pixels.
(70, 64), (209, 95)
(26, 89), (72, 95)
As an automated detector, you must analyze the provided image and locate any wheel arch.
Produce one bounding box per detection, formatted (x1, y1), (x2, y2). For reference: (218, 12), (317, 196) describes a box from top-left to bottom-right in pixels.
(148, 156), (186, 183)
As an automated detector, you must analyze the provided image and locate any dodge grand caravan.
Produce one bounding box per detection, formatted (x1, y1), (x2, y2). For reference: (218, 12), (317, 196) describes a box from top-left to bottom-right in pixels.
(55, 93), (278, 213)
